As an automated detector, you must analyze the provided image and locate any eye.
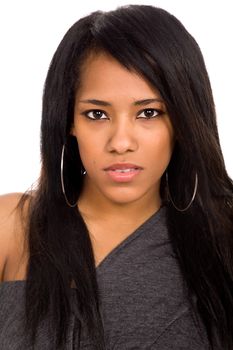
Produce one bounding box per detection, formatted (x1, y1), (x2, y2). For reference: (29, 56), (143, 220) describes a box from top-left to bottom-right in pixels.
(137, 108), (163, 119)
(82, 109), (108, 120)
(81, 108), (164, 121)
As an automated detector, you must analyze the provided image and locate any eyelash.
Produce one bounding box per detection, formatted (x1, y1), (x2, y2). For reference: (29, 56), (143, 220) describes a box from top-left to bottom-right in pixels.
(81, 108), (164, 121)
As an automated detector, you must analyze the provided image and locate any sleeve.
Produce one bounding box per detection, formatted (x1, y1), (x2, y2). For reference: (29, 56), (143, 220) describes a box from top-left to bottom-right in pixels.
(150, 308), (212, 350)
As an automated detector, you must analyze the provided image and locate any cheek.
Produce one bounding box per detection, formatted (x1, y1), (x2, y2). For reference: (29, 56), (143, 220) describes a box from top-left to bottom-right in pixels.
(77, 139), (93, 159)
(76, 133), (103, 170)
(158, 121), (175, 155)
(145, 127), (174, 169)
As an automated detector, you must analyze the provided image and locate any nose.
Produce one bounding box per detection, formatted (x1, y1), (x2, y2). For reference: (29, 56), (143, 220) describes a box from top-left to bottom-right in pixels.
(106, 118), (138, 154)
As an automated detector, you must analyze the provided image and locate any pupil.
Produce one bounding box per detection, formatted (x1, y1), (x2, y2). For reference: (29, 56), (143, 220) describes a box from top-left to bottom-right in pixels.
(145, 109), (153, 117)
(94, 111), (102, 118)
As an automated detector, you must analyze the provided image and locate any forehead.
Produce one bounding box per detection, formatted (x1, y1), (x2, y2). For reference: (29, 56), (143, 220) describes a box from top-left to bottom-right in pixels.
(77, 50), (162, 99)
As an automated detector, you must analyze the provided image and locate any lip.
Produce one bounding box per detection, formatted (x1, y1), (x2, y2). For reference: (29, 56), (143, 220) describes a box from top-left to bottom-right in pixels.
(103, 163), (143, 171)
(104, 168), (142, 183)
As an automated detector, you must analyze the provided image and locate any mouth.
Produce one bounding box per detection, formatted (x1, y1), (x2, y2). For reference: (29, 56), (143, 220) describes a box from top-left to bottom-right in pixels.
(107, 168), (140, 173)
(104, 168), (142, 182)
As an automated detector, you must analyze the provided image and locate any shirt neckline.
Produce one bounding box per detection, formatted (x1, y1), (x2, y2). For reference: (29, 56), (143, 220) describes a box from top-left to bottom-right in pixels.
(0, 205), (167, 286)
(96, 204), (166, 273)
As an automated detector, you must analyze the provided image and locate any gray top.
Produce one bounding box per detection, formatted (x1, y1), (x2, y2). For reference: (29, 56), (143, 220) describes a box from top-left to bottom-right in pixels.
(0, 205), (214, 349)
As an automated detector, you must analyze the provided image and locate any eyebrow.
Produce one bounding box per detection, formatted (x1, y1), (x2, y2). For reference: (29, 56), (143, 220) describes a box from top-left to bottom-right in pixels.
(78, 98), (164, 106)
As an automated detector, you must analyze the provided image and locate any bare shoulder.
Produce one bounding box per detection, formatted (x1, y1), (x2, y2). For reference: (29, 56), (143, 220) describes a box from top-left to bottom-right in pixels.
(0, 192), (31, 282)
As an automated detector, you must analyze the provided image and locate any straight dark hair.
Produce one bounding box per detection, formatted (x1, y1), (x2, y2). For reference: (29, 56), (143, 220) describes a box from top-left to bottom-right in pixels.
(16, 4), (233, 349)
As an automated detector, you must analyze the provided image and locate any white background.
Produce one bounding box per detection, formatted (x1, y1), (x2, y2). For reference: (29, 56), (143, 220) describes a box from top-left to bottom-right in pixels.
(0, 0), (232, 194)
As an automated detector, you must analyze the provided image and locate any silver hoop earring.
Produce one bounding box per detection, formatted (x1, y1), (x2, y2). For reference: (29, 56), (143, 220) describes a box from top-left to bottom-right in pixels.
(166, 171), (198, 212)
(61, 143), (85, 207)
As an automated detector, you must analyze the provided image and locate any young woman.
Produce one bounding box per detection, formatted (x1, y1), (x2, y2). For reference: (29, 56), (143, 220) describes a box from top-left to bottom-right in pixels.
(0, 4), (232, 350)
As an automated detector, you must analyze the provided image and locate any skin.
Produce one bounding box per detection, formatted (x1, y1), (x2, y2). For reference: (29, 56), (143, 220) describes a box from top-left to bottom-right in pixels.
(0, 51), (176, 279)
(71, 50), (175, 229)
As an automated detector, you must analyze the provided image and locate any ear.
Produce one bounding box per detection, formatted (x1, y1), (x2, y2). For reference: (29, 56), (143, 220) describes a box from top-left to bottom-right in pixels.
(70, 124), (75, 136)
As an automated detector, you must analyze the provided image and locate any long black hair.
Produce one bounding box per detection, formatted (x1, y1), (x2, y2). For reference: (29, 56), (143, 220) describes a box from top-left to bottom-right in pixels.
(16, 4), (233, 349)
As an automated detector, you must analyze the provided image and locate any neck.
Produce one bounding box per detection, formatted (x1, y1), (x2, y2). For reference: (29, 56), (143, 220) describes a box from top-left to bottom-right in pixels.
(77, 176), (162, 223)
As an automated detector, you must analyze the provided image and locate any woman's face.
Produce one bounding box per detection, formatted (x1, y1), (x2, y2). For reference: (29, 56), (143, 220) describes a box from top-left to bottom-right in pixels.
(71, 51), (175, 209)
